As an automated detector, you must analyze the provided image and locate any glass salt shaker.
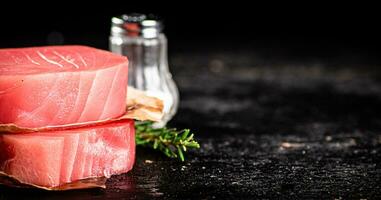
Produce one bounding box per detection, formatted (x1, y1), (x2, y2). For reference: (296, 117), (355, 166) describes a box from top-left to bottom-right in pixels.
(109, 13), (179, 127)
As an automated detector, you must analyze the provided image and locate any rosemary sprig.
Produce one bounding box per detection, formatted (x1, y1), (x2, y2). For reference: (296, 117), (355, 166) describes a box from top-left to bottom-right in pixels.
(135, 121), (200, 161)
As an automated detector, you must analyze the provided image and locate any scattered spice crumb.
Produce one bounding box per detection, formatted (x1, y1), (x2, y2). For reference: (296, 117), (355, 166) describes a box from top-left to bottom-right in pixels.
(145, 160), (154, 164)
(281, 142), (305, 148)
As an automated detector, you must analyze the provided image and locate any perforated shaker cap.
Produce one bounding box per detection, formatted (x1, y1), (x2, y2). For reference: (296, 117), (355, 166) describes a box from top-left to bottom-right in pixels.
(111, 13), (162, 38)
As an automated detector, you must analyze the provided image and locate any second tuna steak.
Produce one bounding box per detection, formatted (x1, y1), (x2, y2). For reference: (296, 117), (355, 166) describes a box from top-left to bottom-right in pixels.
(0, 119), (135, 187)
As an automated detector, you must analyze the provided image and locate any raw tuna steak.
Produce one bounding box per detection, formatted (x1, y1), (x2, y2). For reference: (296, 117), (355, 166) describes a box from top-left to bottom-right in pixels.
(0, 46), (129, 128)
(0, 119), (135, 187)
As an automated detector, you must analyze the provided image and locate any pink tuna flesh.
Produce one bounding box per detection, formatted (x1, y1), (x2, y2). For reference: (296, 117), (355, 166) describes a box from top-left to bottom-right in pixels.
(0, 45), (129, 128)
(0, 119), (135, 187)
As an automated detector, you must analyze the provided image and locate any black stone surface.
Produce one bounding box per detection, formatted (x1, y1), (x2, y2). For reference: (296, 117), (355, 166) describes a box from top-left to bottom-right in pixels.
(1, 50), (381, 199)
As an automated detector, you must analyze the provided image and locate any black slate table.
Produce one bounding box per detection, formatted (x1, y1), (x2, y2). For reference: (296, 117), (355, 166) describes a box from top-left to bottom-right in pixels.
(1, 49), (381, 199)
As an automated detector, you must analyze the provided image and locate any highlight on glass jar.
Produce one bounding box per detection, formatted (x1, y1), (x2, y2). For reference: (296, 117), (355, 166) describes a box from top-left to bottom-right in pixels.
(109, 13), (179, 127)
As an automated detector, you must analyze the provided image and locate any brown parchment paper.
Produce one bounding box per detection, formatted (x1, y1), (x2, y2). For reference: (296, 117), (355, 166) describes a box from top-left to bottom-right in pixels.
(0, 87), (164, 133)
(0, 172), (106, 191)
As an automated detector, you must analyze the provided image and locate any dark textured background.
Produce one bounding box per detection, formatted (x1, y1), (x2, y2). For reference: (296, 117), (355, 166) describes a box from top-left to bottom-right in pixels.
(0, 4), (381, 199)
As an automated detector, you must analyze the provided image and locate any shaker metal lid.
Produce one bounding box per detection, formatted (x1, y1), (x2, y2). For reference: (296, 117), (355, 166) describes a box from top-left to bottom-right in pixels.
(111, 13), (162, 38)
